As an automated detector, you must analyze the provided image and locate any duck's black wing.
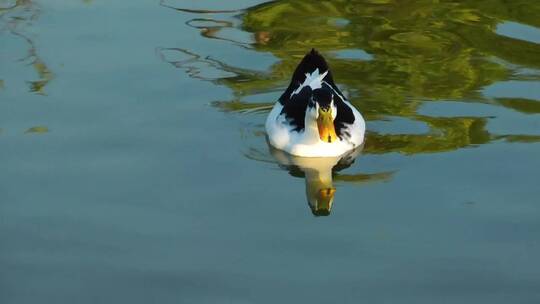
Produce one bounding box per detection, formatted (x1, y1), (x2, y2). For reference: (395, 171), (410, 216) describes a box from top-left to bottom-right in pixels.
(279, 86), (312, 132)
(278, 49), (344, 105)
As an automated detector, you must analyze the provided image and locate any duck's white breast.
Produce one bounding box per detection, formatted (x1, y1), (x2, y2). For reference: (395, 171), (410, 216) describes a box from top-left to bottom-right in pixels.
(265, 101), (365, 157)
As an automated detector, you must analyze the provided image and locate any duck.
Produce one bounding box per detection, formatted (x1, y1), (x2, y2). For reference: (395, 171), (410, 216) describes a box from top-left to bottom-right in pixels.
(265, 49), (365, 157)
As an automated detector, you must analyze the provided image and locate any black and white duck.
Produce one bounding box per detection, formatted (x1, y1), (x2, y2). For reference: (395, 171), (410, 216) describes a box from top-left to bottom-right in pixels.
(265, 49), (365, 157)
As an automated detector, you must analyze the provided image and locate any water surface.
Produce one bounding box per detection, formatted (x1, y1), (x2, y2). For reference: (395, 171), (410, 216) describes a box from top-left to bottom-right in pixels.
(1, 0), (540, 303)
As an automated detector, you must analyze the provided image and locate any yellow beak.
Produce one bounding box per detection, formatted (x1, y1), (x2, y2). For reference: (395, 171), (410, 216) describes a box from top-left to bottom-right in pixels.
(317, 108), (337, 143)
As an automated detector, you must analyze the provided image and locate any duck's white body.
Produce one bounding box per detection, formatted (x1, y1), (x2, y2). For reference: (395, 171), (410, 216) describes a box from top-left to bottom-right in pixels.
(265, 50), (365, 157)
(266, 97), (365, 157)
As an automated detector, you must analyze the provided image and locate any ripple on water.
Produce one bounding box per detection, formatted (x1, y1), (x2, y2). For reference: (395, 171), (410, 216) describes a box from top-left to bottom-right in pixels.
(331, 49), (373, 61)
(25, 126), (49, 134)
(186, 18), (254, 46)
(156, 47), (237, 80)
(388, 31), (458, 53)
(419, 101), (540, 140)
(483, 80), (540, 101)
(369, 116), (430, 135)
(496, 21), (540, 44)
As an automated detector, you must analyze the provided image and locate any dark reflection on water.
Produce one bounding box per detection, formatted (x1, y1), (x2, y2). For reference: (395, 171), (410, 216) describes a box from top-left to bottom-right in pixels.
(1, 0), (54, 95)
(159, 0), (540, 215)
(159, 0), (243, 14)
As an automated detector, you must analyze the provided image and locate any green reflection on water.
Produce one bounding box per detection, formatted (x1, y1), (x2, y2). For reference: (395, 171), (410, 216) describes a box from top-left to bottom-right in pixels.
(158, 0), (540, 215)
(496, 98), (540, 115)
(160, 0), (540, 156)
(0, 0), (537, 219)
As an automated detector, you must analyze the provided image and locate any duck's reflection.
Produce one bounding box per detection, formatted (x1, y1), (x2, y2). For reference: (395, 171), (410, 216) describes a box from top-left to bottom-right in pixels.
(269, 145), (361, 216)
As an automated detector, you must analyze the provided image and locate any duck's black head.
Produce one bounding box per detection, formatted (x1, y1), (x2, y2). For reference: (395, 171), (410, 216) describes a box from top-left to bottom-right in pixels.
(308, 87), (338, 143)
(311, 87), (333, 110)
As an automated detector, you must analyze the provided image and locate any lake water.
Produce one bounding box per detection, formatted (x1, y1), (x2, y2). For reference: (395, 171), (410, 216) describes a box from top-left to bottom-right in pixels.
(1, 0), (540, 303)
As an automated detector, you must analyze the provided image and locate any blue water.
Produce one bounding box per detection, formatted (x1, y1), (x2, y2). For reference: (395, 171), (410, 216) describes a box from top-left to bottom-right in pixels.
(1, 1), (539, 303)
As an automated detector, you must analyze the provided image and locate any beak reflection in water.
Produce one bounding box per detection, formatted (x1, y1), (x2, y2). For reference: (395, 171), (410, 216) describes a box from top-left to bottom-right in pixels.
(269, 145), (361, 216)
(313, 187), (336, 216)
